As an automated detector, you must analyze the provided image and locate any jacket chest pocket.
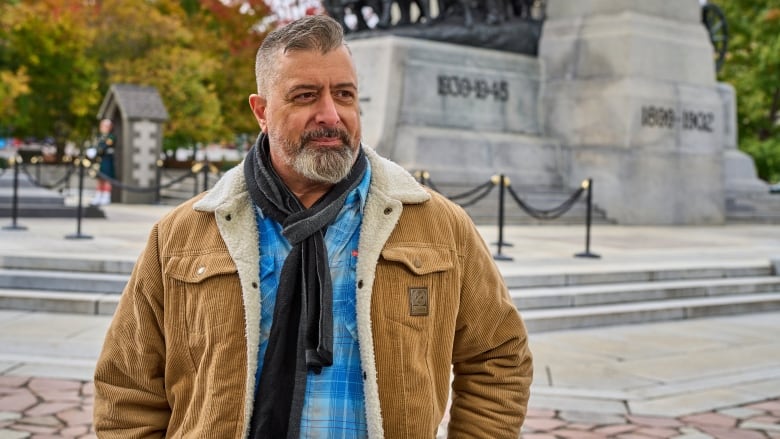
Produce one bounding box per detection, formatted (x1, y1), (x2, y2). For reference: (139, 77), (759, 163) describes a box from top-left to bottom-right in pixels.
(373, 245), (457, 437)
(164, 253), (244, 367)
(374, 245), (456, 331)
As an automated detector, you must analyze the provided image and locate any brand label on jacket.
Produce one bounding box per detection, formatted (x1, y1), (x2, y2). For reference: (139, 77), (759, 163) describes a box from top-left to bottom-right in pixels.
(409, 287), (429, 316)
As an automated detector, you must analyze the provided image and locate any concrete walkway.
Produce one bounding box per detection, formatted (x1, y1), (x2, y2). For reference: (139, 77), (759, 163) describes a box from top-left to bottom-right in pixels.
(1, 203), (780, 438)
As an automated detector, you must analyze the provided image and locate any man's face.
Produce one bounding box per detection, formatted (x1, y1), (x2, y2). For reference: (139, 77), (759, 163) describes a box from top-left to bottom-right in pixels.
(249, 45), (361, 185)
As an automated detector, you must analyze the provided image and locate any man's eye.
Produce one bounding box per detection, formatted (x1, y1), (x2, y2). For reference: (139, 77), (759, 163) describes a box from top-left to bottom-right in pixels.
(335, 90), (355, 101)
(294, 92), (317, 102)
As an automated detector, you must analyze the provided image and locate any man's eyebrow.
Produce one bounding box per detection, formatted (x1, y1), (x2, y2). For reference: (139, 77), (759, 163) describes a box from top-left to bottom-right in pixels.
(284, 84), (320, 97)
(333, 82), (358, 90)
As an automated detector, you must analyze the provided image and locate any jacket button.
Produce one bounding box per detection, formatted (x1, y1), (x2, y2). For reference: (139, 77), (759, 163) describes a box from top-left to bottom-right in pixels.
(383, 207), (392, 215)
(357, 280), (364, 289)
(196, 266), (206, 275)
(413, 258), (422, 268)
(225, 214), (232, 221)
(252, 282), (258, 289)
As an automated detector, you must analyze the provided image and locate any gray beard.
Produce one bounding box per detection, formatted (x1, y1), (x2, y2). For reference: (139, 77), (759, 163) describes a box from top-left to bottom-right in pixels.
(291, 144), (356, 184)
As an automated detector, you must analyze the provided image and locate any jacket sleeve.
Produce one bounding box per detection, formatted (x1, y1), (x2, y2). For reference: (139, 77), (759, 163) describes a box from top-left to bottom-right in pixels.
(93, 223), (171, 438)
(447, 217), (533, 439)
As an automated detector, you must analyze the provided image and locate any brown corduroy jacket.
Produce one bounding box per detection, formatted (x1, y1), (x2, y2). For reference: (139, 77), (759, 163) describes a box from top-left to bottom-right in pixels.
(93, 146), (533, 438)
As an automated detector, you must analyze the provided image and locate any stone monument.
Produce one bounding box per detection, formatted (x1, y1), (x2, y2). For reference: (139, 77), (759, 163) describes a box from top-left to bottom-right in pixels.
(539, 0), (771, 224)
(96, 84), (169, 204)
(350, 36), (563, 189)
(350, 0), (774, 224)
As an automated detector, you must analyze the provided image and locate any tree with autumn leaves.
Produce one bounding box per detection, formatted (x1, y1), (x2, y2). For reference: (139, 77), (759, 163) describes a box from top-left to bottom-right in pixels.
(0, 0), (269, 155)
(715, 0), (780, 183)
(2, 0), (779, 184)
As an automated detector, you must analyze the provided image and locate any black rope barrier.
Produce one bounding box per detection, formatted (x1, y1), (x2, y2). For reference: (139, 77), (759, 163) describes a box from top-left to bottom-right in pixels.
(415, 171), (497, 208)
(506, 183), (585, 220)
(2, 155), (27, 231)
(90, 162), (208, 193)
(413, 170), (601, 261)
(19, 158), (77, 191)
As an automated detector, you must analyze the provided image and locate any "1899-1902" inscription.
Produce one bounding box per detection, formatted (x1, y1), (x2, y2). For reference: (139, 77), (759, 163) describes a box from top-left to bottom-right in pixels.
(641, 106), (715, 132)
(437, 75), (509, 102)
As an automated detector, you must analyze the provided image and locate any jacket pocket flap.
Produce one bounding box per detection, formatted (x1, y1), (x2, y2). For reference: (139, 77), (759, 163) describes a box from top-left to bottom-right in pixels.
(165, 253), (237, 283)
(381, 246), (453, 275)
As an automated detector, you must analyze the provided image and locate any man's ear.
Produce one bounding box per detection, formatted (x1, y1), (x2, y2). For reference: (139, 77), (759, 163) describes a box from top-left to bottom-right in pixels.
(249, 94), (268, 133)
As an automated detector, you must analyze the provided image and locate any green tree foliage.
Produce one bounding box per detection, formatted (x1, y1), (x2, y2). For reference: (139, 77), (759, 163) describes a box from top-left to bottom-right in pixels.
(0, 0), (270, 153)
(0, 1), (101, 151)
(716, 0), (780, 183)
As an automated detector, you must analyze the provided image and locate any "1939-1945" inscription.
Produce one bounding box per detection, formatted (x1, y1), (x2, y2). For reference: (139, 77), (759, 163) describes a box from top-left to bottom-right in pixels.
(437, 75), (509, 102)
(641, 106), (715, 132)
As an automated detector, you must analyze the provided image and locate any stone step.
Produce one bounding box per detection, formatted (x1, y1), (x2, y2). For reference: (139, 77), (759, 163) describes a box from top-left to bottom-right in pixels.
(0, 268), (127, 294)
(503, 263), (773, 288)
(0, 204), (106, 218)
(0, 255), (135, 275)
(512, 276), (780, 309)
(522, 292), (780, 332)
(0, 288), (118, 315)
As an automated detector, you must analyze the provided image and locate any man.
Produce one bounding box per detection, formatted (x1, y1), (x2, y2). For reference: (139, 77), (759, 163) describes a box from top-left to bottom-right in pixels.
(93, 14), (532, 439)
(90, 118), (116, 206)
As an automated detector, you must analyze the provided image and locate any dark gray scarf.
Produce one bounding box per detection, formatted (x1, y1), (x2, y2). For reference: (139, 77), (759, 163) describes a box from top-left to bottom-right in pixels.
(245, 133), (367, 439)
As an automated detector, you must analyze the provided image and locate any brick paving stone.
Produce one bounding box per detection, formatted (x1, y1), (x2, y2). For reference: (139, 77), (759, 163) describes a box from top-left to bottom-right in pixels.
(594, 424), (639, 436)
(76, 435), (97, 439)
(635, 427), (680, 438)
(0, 389), (27, 399)
(745, 400), (780, 412)
(17, 416), (60, 428)
(743, 415), (780, 424)
(567, 423), (596, 431)
(521, 434), (557, 439)
(55, 409), (91, 427)
(29, 435), (62, 439)
(60, 425), (88, 437)
(697, 425), (766, 439)
(554, 429), (608, 439)
(0, 414), (20, 423)
(0, 391), (37, 413)
(0, 429), (31, 439)
(79, 383), (93, 398)
(559, 410), (626, 425)
(615, 434), (659, 439)
(24, 402), (79, 417)
(527, 408), (557, 418)
(27, 380), (80, 393)
(7, 425), (56, 435)
(524, 418), (567, 432)
(627, 415), (684, 429)
(681, 412), (738, 428)
(717, 407), (766, 420)
(0, 378), (28, 389)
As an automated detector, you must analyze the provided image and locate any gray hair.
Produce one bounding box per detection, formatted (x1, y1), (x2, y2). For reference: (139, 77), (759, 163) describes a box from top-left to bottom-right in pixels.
(255, 15), (346, 96)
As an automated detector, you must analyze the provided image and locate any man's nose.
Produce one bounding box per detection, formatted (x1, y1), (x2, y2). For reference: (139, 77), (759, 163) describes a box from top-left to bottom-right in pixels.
(314, 94), (341, 126)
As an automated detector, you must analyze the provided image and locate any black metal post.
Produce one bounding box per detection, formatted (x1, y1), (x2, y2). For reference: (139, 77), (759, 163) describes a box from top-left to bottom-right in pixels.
(155, 158), (163, 204)
(493, 174), (513, 261)
(575, 178), (600, 258)
(203, 159), (210, 193)
(3, 155), (27, 231)
(65, 158), (93, 240)
(193, 162), (200, 197)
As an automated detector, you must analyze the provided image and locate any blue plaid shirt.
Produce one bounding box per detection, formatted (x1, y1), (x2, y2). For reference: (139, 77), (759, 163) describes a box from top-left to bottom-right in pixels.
(253, 164), (371, 439)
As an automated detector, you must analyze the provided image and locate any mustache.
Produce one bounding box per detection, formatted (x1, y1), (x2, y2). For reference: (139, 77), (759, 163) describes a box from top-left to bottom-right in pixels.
(300, 127), (352, 146)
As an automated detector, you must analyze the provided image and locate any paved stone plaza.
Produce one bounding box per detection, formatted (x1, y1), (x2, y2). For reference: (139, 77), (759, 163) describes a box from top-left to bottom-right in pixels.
(1, 204), (780, 438)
